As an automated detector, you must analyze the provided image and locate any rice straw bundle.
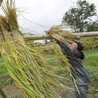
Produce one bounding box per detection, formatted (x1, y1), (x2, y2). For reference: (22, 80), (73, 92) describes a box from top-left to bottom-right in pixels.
(0, 0), (72, 98)
(0, 16), (9, 31)
(47, 26), (80, 43)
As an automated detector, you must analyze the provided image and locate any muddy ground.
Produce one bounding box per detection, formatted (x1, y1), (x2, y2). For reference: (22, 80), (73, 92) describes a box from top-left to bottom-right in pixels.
(0, 84), (76, 98)
(0, 85), (23, 98)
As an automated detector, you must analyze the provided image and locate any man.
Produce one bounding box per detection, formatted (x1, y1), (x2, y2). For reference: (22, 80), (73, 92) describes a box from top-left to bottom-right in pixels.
(56, 40), (91, 98)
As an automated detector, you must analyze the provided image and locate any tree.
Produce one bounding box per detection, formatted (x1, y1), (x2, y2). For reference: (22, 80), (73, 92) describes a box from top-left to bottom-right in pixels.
(62, 0), (98, 32)
(87, 18), (98, 31)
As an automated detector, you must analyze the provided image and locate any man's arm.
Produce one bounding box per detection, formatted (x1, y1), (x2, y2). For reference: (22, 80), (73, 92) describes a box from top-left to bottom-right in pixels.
(56, 40), (75, 57)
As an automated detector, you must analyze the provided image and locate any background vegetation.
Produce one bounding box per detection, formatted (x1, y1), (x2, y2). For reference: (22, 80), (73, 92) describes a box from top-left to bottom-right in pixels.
(62, 0), (98, 32)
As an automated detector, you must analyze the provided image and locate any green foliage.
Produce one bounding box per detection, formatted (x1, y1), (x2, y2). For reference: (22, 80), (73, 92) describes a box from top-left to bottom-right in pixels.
(63, 0), (98, 32)
(87, 20), (98, 32)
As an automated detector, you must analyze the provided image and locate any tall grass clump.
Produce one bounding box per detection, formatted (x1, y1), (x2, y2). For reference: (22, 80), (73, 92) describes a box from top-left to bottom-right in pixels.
(0, 0), (74, 98)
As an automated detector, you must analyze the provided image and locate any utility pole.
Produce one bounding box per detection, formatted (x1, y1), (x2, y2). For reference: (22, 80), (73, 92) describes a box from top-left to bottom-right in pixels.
(23, 31), (98, 40)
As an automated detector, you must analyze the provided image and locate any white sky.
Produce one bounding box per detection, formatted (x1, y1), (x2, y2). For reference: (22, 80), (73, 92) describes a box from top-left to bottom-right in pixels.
(0, 0), (98, 35)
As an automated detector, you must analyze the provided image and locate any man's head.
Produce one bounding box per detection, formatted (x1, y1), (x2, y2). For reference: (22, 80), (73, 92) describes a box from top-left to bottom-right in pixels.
(70, 41), (83, 51)
(69, 41), (84, 60)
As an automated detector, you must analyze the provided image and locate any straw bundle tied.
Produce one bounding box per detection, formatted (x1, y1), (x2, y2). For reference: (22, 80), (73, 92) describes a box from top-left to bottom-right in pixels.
(47, 26), (80, 43)
(0, 0), (73, 98)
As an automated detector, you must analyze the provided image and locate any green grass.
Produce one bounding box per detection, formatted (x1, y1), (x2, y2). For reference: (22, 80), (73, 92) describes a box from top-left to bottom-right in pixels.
(0, 58), (11, 87)
(0, 58), (9, 77)
(83, 49), (98, 98)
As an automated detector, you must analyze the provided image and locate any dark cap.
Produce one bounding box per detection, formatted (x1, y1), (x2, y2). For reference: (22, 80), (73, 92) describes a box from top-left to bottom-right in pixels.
(75, 41), (85, 60)
(75, 41), (84, 51)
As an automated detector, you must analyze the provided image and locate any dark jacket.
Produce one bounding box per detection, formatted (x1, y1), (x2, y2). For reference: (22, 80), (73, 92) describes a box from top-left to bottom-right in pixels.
(56, 40), (92, 85)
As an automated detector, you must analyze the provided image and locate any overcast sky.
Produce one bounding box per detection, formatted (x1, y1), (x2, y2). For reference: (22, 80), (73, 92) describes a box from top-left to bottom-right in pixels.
(0, 0), (98, 35)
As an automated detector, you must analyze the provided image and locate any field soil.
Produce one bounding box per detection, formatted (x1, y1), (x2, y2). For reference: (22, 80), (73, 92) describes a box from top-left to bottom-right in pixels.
(0, 85), (23, 98)
(0, 84), (76, 98)
(0, 84), (93, 98)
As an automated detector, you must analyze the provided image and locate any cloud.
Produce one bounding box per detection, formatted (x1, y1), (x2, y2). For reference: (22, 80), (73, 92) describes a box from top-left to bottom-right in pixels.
(15, 0), (74, 34)
(0, 0), (98, 34)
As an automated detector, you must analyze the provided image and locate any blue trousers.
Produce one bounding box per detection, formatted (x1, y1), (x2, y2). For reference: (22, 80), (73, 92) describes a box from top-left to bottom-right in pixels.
(75, 85), (88, 98)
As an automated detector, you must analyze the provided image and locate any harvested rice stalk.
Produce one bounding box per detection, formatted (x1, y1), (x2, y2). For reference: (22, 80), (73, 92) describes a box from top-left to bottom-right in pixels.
(1, 0), (19, 30)
(0, 30), (71, 98)
(0, 16), (10, 32)
(0, 0), (72, 98)
(47, 26), (80, 43)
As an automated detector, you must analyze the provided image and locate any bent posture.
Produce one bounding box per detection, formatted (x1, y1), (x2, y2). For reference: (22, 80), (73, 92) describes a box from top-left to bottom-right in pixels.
(56, 40), (91, 98)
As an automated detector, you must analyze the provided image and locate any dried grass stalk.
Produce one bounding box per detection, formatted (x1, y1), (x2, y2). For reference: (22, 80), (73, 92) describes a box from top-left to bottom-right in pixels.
(0, 0), (72, 98)
(47, 26), (80, 43)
